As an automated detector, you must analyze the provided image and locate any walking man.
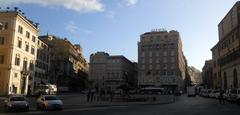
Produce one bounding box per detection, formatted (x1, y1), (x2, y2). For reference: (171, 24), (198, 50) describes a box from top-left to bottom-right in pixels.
(218, 89), (225, 104)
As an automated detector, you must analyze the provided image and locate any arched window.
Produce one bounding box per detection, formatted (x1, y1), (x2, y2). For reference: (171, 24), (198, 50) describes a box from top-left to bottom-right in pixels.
(233, 69), (238, 88)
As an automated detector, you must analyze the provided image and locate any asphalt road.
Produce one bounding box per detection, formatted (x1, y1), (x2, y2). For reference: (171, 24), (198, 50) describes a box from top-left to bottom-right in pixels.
(1, 95), (240, 115)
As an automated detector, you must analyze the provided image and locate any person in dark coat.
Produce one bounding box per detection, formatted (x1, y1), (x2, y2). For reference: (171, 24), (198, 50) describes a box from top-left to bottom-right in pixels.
(218, 89), (225, 104)
(90, 89), (95, 102)
(87, 90), (91, 102)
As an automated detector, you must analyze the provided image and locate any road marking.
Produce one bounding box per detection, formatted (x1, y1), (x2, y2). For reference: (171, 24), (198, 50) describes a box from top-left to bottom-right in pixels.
(63, 106), (128, 112)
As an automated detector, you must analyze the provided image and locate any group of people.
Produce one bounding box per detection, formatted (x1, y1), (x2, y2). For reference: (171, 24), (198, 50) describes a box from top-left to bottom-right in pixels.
(86, 88), (115, 102)
(86, 89), (95, 102)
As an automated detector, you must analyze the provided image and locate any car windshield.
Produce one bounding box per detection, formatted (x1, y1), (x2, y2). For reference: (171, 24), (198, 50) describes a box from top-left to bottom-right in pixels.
(10, 97), (25, 101)
(45, 96), (59, 100)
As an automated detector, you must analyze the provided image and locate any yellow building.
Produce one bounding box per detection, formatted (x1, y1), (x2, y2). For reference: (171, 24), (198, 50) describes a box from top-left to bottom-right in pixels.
(0, 9), (39, 95)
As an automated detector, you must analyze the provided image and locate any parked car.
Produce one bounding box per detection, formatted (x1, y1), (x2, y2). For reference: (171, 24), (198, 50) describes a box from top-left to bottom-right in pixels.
(208, 90), (220, 98)
(228, 89), (240, 103)
(4, 95), (29, 112)
(174, 90), (182, 96)
(213, 90), (220, 98)
(199, 89), (207, 97)
(187, 86), (196, 96)
(36, 95), (63, 110)
(224, 89), (232, 101)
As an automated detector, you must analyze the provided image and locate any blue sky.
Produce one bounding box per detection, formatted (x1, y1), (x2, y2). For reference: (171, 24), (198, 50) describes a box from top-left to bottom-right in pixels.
(0, 0), (238, 70)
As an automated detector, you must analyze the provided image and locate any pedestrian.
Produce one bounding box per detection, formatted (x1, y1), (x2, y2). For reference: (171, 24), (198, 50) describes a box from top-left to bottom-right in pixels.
(90, 89), (95, 102)
(110, 90), (114, 102)
(87, 90), (91, 102)
(218, 89), (225, 104)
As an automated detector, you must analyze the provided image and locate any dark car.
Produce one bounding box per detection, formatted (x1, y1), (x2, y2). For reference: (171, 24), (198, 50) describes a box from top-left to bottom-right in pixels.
(4, 95), (29, 112)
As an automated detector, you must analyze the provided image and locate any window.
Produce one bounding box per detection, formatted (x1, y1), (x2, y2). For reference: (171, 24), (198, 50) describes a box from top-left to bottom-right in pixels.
(14, 73), (18, 78)
(141, 52), (145, 57)
(141, 59), (145, 64)
(171, 57), (175, 63)
(142, 65), (145, 70)
(0, 55), (4, 64)
(149, 65), (152, 70)
(32, 36), (36, 42)
(29, 60), (34, 70)
(26, 31), (30, 38)
(156, 52), (159, 56)
(149, 51), (152, 57)
(156, 59), (160, 63)
(25, 42), (29, 52)
(163, 64), (167, 69)
(149, 58), (152, 63)
(163, 58), (167, 63)
(18, 38), (22, 48)
(170, 64), (175, 69)
(15, 54), (20, 66)
(0, 22), (8, 30)
(31, 46), (35, 55)
(23, 58), (28, 70)
(18, 25), (23, 34)
(163, 51), (167, 56)
(170, 51), (175, 56)
(0, 37), (4, 45)
(156, 65), (160, 69)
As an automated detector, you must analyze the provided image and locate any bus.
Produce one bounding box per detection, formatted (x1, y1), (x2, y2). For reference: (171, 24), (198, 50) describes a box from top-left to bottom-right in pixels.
(34, 84), (57, 96)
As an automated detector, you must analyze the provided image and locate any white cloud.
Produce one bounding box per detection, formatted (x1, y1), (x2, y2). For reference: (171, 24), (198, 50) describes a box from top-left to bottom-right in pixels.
(65, 21), (79, 34)
(106, 11), (116, 19)
(65, 21), (92, 35)
(126, 0), (138, 6)
(0, 0), (104, 12)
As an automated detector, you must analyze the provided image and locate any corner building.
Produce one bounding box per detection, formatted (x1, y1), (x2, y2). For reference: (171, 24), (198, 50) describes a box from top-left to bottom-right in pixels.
(0, 10), (39, 95)
(138, 30), (186, 91)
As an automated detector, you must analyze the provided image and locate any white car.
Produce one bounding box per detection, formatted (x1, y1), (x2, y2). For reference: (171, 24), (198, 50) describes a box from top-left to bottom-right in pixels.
(36, 95), (63, 110)
(228, 89), (240, 103)
(4, 95), (29, 112)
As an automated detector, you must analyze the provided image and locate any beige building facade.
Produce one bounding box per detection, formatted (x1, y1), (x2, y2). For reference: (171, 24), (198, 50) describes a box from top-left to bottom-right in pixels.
(211, 1), (240, 89)
(202, 60), (213, 89)
(40, 35), (88, 91)
(138, 29), (186, 90)
(0, 10), (39, 95)
(187, 66), (202, 85)
(89, 52), (137, 91)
